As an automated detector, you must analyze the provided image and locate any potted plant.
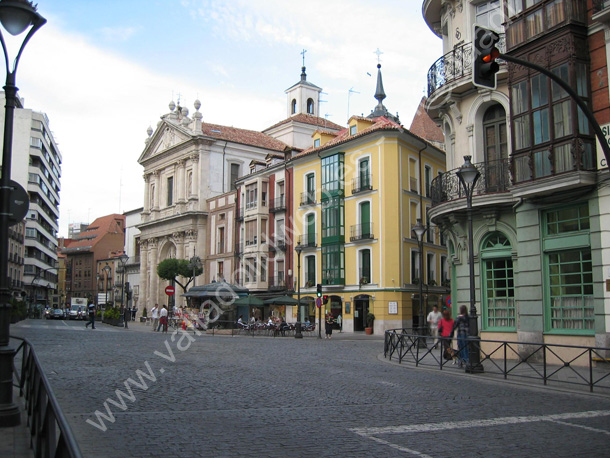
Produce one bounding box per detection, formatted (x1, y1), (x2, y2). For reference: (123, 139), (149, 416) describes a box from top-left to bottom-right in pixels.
(359, 277), (369, 286)
(365, 312), (375, 335)
(141, 306), (148, 322)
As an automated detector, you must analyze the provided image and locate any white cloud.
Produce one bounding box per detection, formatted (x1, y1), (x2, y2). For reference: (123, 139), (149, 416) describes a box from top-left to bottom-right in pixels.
(98, 26), (138, 43)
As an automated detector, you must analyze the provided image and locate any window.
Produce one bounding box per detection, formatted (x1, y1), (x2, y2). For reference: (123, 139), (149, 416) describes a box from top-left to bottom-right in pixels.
(217, 227), (225, 254)
(483, 105), (507, 191)
(217, 261), (224, 280)
(230, 164), (240, 191)
(359, 201), (371, 239)
(440, 255), (448, 285)
(261, 182), (267, 207)
(321, 153), (344, 198)
(475, 1), (502, 30)
(260, 219), (267, 244)
(245, 184), (257, 209)
(427, 253), (435, 285)
(306, 213), (316, 246)
(291, 99), (296, 114)
(307, 98), (314, 114)
(321, 244), (344, 285)
(306, 173), (315, 202)
(350, 125), (357, 135)
(261, 257), (267, 283)
(277, 260), (285, 284)
(322, 197), (344, 241)
(305, 255), (316, 285)
(411, 249), (420, 283)
(544, 204), (593, 333)
(424, 166), (431, 198)
(531, 74), (549, 145)
(167, 177), (174, 206)
(245, 220), (256, 245)
(314, 138), (320, 147)
(481, 233), (515, 330)
(359, 249), (371, 284)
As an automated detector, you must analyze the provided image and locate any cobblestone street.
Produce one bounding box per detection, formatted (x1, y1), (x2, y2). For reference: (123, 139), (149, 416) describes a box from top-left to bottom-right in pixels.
(11, 319), (610, 457)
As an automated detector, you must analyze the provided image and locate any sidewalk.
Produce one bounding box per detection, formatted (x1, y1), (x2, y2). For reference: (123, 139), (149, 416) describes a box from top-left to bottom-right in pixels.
(0, 388), (34, 458)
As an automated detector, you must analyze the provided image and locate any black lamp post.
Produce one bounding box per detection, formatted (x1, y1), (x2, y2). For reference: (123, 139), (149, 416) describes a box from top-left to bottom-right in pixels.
(412, 218), (427, 348)
(294, 242), (303, 339)
(456, 155), (484, 373)
(0, 0), (45, 428)
(117, 254), (129, 328)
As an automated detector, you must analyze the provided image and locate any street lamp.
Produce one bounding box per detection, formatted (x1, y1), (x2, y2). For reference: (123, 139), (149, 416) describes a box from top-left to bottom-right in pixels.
(456, 155), (484, 373)
(0, 1), (45, 427)
(102, 264), (111, 309)
(412, 218), (427, 348)
(117, 254), (129, 329)
(294, 242), (303, 339)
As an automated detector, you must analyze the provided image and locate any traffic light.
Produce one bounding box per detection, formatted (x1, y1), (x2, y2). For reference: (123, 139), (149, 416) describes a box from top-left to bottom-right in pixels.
(316, 283), (322, 297)
(323, 295), (329, 305)
(473, 26), (500, 90)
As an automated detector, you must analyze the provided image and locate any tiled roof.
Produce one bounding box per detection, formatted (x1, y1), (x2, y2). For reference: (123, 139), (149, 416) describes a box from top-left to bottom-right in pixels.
(409, 97), (444, 144)
(264, 113), (343, 132)
(62, 214), (125, 253)
(201, 122), (289, 152)
(295, 116), (403, 158)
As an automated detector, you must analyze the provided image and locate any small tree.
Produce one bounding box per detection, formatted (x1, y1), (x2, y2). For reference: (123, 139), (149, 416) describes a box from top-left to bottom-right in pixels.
(157, 258), (203, 294)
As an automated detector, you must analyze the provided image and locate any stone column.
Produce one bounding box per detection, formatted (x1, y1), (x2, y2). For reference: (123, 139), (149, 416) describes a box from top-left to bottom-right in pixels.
(190, 154), (199, 199)
(177, 159), (186, 203)
(151, 171), (160, 210)
(149, 238), (159, 305)
(139, 239), (148, 309)
(143, 174), (151, 214)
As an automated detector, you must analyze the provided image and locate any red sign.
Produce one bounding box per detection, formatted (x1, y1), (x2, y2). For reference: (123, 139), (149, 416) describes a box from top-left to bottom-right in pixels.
(165, 286), (176, 296)
(445, 296), (452, 307)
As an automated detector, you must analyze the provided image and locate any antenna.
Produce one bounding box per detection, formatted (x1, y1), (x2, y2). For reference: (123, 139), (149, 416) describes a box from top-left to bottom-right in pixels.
(348, 87), (360, 120)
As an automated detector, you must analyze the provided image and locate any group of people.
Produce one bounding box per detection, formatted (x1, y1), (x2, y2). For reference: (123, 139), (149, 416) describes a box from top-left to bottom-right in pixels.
(427, 304), (471, 367)
(150, 304), (169, 333)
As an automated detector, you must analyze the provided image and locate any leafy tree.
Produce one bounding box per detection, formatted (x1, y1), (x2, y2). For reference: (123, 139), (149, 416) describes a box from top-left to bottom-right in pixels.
(157, 258), (203, 293)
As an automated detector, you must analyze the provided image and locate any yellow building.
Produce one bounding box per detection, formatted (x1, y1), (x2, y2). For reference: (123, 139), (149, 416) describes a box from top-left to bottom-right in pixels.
(291, 65), (448, 334)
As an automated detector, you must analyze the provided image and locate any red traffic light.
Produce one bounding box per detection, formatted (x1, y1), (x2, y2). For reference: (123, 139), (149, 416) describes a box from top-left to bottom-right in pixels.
(482, 47), (500, 63)
(323, 295), (329, 305)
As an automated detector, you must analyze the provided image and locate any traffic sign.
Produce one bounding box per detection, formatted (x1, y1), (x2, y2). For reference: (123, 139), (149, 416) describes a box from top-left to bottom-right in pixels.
(165, 286), (175, 296)
(316, 298), (322, 308)
(445, 296), (452, 307)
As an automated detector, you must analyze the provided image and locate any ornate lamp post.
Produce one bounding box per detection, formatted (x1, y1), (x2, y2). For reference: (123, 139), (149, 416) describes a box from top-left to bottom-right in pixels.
(412, 218), (427, 348)
(456, 155), (484, 373)
(117, 254), (129, 328)
(294, 242), (303, 339)
(0, 0), (45, 427)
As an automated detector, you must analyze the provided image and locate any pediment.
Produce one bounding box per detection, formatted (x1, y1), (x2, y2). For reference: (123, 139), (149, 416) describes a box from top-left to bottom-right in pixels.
(138, 120), (193, 163)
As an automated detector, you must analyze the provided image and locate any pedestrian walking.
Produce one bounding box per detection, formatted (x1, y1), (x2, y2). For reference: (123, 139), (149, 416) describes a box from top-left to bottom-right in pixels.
(438, 309), (455, 359)
(151, 304), (159, 331)
(452, 305), (470, 367)
(325, 314), (334, 339)
(427, 305), (442, 348)
(158, 304), (168, 333)
(131, 306), (137, 321)
(123, 305), (129, 329)
(85, 301), (96, 329)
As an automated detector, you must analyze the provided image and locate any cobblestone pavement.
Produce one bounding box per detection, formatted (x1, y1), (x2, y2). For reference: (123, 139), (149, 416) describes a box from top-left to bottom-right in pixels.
(11, 319), (610, 457)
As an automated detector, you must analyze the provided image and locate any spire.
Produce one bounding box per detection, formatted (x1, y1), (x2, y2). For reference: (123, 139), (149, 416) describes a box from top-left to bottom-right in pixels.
(374, 64), (386, 110)
(367, 63), (400, 124)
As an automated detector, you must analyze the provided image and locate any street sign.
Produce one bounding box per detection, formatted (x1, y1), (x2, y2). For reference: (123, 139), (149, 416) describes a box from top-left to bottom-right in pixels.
(446, 296), (452, 307)
(316, 297), (321, 308)
(165, 286), (175, 296)
(8, 180), (29, 226)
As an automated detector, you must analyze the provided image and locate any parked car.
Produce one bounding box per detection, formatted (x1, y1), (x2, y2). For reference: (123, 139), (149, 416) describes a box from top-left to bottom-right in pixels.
(68, 304), (85, 320)
(49, 308), (65, 320)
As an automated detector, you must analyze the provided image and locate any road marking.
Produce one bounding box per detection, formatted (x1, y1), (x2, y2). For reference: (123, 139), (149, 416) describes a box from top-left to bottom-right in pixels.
(548, 419), (610, 436)
(350, 410), (610, 457)
(349, 410), (610, 436)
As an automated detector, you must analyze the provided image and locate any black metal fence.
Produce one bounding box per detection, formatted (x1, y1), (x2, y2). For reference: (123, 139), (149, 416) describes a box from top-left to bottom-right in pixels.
(11, 335), (83, 457)
(384, 329), (610, 393)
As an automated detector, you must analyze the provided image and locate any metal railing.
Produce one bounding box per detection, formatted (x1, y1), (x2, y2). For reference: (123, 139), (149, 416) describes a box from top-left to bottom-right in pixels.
(350, 223), (374, 241)
(298, 233), (317, 248)
(430, 157), (511, 205)
(427, 35), (505, 98)
(11, 335), (83, 457)
(351, 174), (372, 194)
(269, 196), (286, 212)
(384, 329), (610, 393)
(300, 191), (316, 206)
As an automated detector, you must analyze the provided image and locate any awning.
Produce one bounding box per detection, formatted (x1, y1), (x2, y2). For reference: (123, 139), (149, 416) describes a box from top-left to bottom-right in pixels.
(182, 282), (249, 300)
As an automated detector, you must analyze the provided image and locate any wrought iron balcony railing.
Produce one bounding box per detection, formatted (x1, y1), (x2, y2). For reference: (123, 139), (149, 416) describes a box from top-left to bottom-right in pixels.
(352, 174), (373, 194)
(300, 191), (316, 206)
(427, 34), (505, 98)
(350, 223), (374, 242)
(298, 233), (317, 248)
(270, 196), (286, 212)
(430, 157), (511, 206)
(268, 275), (288, 290)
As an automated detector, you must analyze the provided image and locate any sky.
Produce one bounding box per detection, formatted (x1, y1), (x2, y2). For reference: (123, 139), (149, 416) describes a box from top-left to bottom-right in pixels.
(9, 0), (442, 237)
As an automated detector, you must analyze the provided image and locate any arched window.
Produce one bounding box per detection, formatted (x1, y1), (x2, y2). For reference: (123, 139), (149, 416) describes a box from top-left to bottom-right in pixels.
(483, 104), (507, 192)
(307, 98), (314, 114)
(291, 99), (297, 114)
(481, 232), (515, 331)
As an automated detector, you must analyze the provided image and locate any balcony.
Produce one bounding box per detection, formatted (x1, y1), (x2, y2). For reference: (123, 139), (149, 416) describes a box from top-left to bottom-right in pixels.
(268, 275), (288, 291)
(350, 223), (374, 242)
(594, 0), (610, 12)
(298, 233), (317, 248)
(430, 158), (512, 206)
(300, 191), (316, 206)
(427, 35), (505, 98)
(352, 174), (373, 194)
(269, 196), (286, 212)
